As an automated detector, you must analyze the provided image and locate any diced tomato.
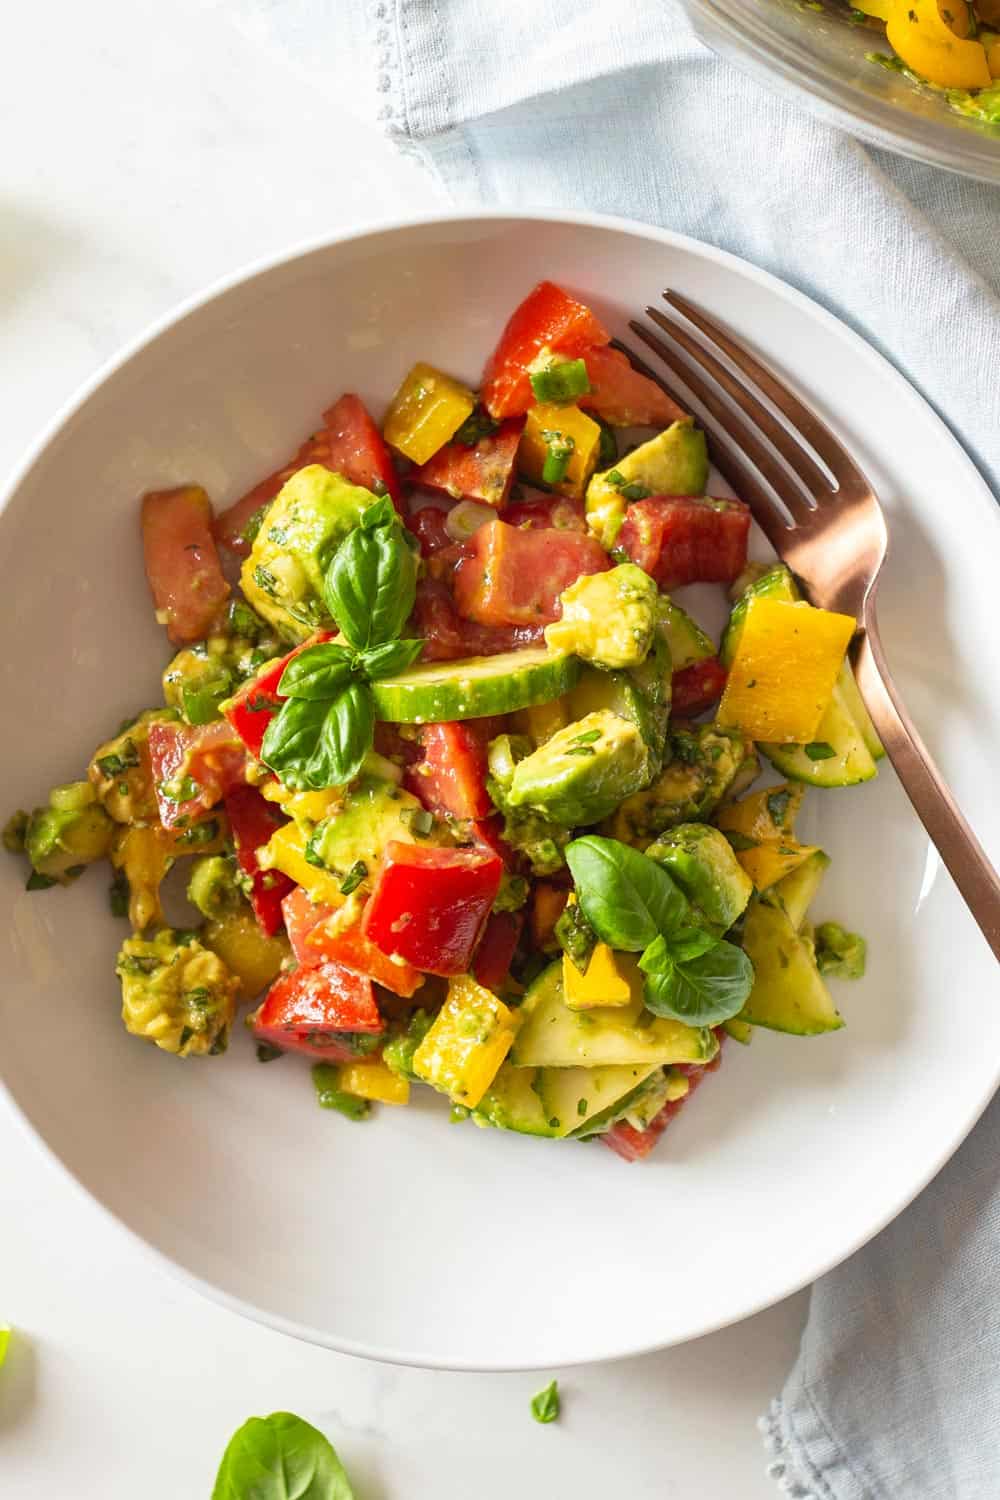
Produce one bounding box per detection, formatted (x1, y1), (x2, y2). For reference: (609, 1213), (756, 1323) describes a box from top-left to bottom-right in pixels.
(503, 496), (586, 532)
(603, 1041), (724, 1162)
(362, 842), (503, 976)
(306, 920), (423, 998)
(404, 722), (492, 820)
(473, 911), (523, 992)
(453, 519), (610, 628)
(321, 393), (403, 511)
(471, 815), (520, 871)
(223, 784), (294, 935)
(213, 429), (336, 557)
(579, 346), (688, 429)
(249, 961), (384, 1062)
(671, 657), (728, 718)
(618, 496), (751, 591)
(410, 579), (545, 663)
(147, 719), (246, 829)
(373, 721), (423, 769)
(529, 882), (569, 952)
(413, 419), (524, 509)
(141, 485), (231, 645)
(482, 281), (611, 420)
(282, 885), (332, 966)
(408, 505), (453, 557)
(223, 631), (335, 758)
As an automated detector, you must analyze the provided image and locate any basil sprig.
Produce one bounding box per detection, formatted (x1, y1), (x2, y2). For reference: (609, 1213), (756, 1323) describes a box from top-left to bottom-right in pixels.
(565, 836), (753, 1027)
(211, 1411), (355, 1500)
(260, 499), (422, 789)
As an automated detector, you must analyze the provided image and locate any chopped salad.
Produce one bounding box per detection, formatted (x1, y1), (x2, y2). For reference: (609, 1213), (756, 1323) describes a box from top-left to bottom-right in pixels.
(5, 280), (873, 1162)
(847, 0), (1000, 123)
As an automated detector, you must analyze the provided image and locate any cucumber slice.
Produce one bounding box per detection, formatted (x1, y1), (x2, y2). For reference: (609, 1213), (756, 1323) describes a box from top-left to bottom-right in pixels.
(761, 682), (878, 787)
(510, 961), (716, 1068)
(537, 1063), (660, 1138)
(658, 597), (715, 672)
(834, 658), (885, 762)
(371, 647), (581, 724)
(472, 1064), (559, 1137)
(740, 898), (843, 1035)
(766, 849), (830, 930)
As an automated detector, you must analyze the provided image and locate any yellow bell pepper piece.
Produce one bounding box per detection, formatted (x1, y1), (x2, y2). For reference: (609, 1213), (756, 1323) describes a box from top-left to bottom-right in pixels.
(258, 778), (345, 826)
(337, 1059), (410, 1106)
(256, 822), (346, 909)
(202, 910), (290, 999)
(717, 598), (855, 744)
(735, 841), (821, 894)
(715, 784), (819, 892)
(854, 0), (891, 17)
(413, 974), (519, 1108)
(886, 0), (991, 88)
(519, 403), (602, 501)
(383, 362), (476, 465)
(563, 945), (637, 1011)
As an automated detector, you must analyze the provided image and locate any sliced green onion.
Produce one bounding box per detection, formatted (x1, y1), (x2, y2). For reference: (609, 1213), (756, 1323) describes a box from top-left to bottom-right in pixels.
(530, 358), (590, 404)
(541, 430), (575, 487)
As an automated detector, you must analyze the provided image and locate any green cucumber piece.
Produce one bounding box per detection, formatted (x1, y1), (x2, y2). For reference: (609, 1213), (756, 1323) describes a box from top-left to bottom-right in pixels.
(472, 1065), (558, 1137)
(761, 683), (878, 788)
(765, 849), (831, 930)
(739, 898), (843, 1036)
(537, 1063), (660, 1138)
(371, 647), (580, 723)
(834, 658), (885, 761)
(510, 961), (716, 1069)
(658, 597), (715, 672)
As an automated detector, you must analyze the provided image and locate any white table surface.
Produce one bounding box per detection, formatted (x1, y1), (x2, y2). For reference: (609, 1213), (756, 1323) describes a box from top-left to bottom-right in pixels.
(1, 2), (808, 1493)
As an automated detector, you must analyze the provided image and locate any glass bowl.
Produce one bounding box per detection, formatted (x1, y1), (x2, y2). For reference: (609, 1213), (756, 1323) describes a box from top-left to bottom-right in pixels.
(683, 0), (1000, 183)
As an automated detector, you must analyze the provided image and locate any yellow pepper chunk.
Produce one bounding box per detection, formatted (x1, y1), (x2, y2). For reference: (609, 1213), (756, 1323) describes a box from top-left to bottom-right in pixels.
(563, 945), (637, 1011)
(202, 910), (290, 999)
(383, 362), (476, 465)
(519, 402), (602, 501)
(987, 38), (1000, 77)
(258, 778), (345, 826)
(734, 841), (821, 893)
(715, 784), (818, 892)
(257, 821), (346, 908)
(337, 1059), (410, 1106)
(413, 975), (519, 1108)
(853, 0), (891, 17)
(886, 0), (991, 88)
(717, 598), (855, 744)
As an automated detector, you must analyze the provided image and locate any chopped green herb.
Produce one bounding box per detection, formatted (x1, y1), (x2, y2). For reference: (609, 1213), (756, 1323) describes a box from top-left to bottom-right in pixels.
(252, 564), (280, 600)
(572, 730), (602, 745)
(339, 860), (368, 895)
(175, 818), (219, 847)
(96, 740), (140, 777)
(804, 741), (836, 761)
(401, 807), (435, 838)
(452, 407), (498, 447)
(311, 1064), (371, 1120)
(159, 775), (201, 804)
(766, 789), (792, 827)
(565, 745), (597, 757)
(530, 357), (590, 405)
(26, 871), (57, 891)
(109, 869), (130, 917)
(540, 430), (575, 487)
(530, 1379), (560, 1425)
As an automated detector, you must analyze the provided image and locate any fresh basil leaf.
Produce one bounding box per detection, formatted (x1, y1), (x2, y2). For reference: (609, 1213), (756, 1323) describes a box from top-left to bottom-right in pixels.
(667, 925), (719, 963)
(565, 836), (689, 951)
(260, 697), (328, 789)
(277, 642), (357, 701)
(642, 938), (753, 1027)
(530, 1379), (560, 1425)
(359, 494), (397, 531)
(358, 637), (424, 681)
(324, 518), (418, 651)
(305, 683), (374, 788)
(211, 1410), (355, 1500)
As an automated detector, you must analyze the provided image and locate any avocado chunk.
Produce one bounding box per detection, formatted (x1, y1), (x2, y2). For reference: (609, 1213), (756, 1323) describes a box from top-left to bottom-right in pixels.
(487, 735), (571, 876)
(603, 723), (757, 848)
(307, 775), (446, 887)
(585, 419), (709, 545)
(89, 709), (177, 824)
(647, 822), (753, 932)
(472, 1064), (559, 1137)
(23, 782), (114, 885)
(383, 1009), (436, 1081)
(566, 666), (666, 766)
(507, 710), (653, 826)
(187, 854), (245, 919)
(240, 465), (380, 642)
(812, 921), (867, 980)
(545, 563), (658, 670)
(116, 928), (240, 1056)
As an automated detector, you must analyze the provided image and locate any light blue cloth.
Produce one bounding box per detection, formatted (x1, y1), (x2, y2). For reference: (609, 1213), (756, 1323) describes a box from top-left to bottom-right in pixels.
(203, 2), (1000, 1492)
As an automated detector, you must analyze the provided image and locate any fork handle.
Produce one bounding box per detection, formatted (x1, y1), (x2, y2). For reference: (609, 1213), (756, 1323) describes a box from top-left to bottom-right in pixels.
(854, 612), (1000, 962)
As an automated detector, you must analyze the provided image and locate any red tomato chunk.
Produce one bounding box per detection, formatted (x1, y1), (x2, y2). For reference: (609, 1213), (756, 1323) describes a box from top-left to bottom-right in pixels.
(404, 721), (492, 821)
(223, 631), (335, 759)
(410, 579), (544, 662)
(603, 1043), (724, 1162)
(307, 919), (423, 998)
(321, 393), (403, 511)
(250, 961), (384, 1063)
(453, 519), (609, 628)
(224, 784), (294, 936)
(362, 842), (503, 976)
(147, 719), (246, 829)
(473, 911), (523, 992)
(618, 496), (750, 591)
(413, 419), (523, 509)
(579, 346), (688, 429)
(503, 496), (586, 532)
(408, 506), (453, 558)
(282, 885), (330, 966)
(671, 657), (728, 718)
(213, 429), (338, 558)
(481, 281), (610, 420)
(141, 485), (230, 645)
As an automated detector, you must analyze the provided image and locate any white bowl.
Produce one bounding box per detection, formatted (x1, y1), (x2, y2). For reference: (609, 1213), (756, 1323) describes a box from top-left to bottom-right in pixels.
(2, 212), (998, 1371)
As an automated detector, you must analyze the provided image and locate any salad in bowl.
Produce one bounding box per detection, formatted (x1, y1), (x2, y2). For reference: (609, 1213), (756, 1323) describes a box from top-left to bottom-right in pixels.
(5, 280), (873, 1163)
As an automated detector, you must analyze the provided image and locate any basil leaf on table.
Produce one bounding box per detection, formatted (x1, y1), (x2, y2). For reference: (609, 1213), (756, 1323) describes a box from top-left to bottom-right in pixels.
(277, 642), (356, 701)
(211, 1410), (355, 1500)
(306, 682), (374, 788)
(260, 696), (330, 789)
(641, 937), (753, 1027)
(324, 513), (418, 650)
(565, 836), (689, 951)
(358, 637), (424, 680)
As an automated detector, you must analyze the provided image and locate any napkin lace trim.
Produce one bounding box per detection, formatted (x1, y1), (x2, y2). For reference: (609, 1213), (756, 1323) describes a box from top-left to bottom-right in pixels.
(760, 1400), (821, 1500)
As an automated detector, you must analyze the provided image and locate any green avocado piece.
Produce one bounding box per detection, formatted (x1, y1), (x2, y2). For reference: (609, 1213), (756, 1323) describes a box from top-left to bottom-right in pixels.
(602, 723), (757, 848)
(309, 776), (445, 885)
(472, 1064), (559, 1137)
(487, 734), (571, 876)
(646, 822), (753, 932)
(566, 666), (666, 766)
(657, 596), (715, 672)
(24, 783), (113, 884)
(585, 419), (709, 545)
(545, 563), (658, 670)
(116, 928), (240, 1056)
(383, 1009), (436, 1080)
(240, 465), (379, 642)
(186, 855), (244, 920)
(813, 921), (867, 980)
(507, 710), (653, 826)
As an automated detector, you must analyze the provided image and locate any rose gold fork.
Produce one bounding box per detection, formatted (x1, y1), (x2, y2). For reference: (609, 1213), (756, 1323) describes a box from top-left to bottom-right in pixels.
(619, 290), (1000, 962)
